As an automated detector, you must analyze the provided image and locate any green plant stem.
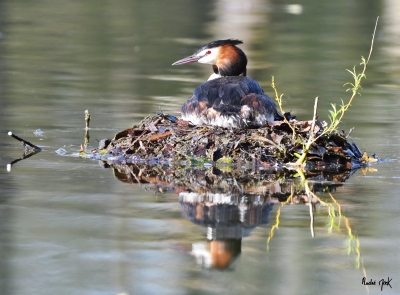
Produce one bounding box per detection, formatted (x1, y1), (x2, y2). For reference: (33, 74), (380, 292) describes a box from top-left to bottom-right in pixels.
(294, 16), (379, 166)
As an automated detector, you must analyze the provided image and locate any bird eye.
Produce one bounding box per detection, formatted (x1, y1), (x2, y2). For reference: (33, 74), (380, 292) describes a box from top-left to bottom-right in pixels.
(206, 50), (211, 54)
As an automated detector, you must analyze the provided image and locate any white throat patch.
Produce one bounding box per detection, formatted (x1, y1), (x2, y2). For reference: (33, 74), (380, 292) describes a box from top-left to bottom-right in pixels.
(207, 73), (221, 81)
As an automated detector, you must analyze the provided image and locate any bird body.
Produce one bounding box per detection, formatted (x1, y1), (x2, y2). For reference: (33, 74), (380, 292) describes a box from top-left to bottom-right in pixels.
(182, 76), (275, 128)
(172, 39), (279, 128)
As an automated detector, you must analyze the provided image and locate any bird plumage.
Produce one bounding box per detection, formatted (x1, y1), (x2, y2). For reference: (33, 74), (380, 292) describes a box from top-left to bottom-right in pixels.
(182, 76), (275, 128)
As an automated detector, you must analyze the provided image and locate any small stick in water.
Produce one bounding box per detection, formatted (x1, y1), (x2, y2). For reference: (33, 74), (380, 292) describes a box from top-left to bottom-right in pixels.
(6, 148), (41, 172)
(85, 110), (91, 129)
(8, 131), (42, 150)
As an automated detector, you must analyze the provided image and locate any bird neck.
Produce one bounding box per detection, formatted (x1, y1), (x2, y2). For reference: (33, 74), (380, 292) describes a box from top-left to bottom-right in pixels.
(213, 45), (247, 77)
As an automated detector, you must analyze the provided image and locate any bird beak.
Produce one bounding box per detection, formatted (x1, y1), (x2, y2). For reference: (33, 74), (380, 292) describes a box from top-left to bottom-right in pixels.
(172, 55), (200, 65)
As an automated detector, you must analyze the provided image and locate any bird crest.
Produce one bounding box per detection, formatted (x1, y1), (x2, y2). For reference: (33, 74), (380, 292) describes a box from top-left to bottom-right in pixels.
(194, 39), (243, 54)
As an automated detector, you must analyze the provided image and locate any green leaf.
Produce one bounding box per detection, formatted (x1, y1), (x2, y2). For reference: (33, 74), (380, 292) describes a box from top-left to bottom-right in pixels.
(216, 156), (234, 164)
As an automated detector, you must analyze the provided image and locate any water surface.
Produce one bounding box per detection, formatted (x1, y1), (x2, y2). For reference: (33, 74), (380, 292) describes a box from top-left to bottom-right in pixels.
(0, 0), (399, 294)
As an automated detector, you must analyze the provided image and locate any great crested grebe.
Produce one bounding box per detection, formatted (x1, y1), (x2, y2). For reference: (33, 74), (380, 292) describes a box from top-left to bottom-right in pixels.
(172, 39), (281, 128)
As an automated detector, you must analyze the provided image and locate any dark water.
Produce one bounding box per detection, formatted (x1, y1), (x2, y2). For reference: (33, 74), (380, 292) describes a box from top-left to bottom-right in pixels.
(0, 0), (399, 294)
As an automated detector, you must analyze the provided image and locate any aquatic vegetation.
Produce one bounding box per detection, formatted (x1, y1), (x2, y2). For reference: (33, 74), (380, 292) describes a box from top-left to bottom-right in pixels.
(278, 17), (379, 166)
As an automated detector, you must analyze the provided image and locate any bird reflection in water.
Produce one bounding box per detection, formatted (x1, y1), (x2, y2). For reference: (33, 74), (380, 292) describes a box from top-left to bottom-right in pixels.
(180, 192), (274, 269)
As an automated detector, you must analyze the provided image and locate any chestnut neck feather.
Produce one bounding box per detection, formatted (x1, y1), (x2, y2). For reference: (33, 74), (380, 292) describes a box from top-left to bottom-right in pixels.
(214, 45), (247, 77)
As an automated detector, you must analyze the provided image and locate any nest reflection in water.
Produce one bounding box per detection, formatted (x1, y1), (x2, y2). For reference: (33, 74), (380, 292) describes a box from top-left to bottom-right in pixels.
(104, 161), (364, 270)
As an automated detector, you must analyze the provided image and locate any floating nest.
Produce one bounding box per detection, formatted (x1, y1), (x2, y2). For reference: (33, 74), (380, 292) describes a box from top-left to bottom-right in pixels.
(95, 112), (377, 172)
